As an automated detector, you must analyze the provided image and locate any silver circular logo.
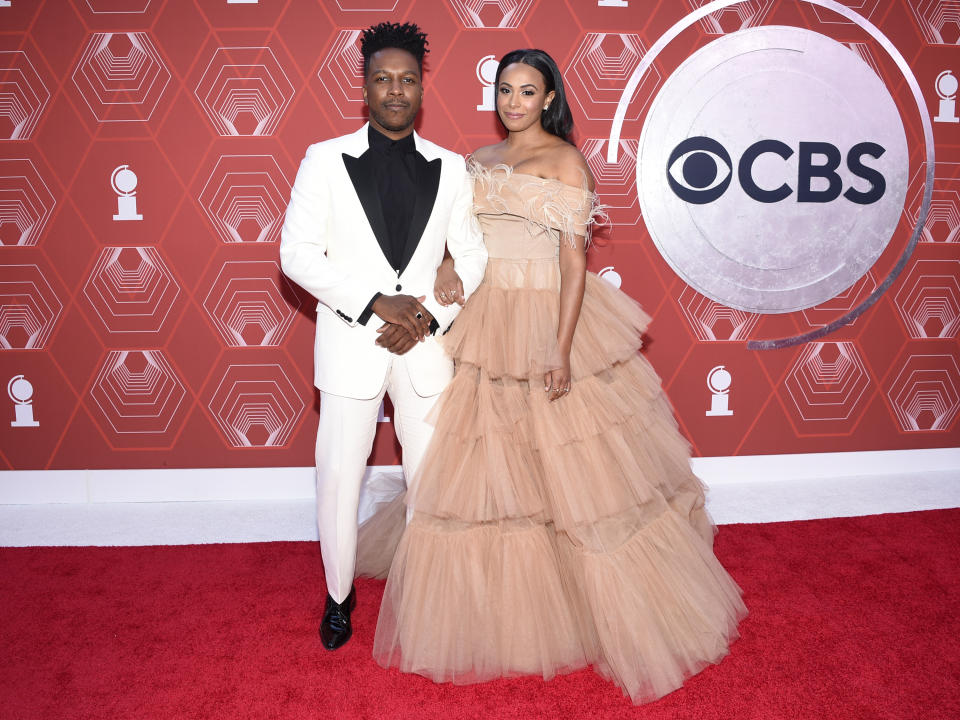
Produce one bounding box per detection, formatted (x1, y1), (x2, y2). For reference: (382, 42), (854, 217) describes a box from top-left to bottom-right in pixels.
(637, 26), (909, 314)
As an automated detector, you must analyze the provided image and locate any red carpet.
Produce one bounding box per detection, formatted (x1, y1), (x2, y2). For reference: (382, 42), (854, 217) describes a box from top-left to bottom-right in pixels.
(2, 509), (959, 719)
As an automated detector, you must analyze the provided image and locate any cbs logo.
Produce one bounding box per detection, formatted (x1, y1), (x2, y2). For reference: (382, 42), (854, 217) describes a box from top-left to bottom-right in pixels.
(666, 136), (887, 205)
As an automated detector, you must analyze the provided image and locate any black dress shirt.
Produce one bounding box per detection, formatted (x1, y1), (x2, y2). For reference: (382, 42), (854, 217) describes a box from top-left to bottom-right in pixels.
(367, 125), (418, 271)
(357, 126), (438, 334)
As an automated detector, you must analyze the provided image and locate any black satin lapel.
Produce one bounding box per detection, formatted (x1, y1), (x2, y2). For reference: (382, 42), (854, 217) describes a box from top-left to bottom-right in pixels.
(397, 156), (442, 275)
(342, 152), (391, 262)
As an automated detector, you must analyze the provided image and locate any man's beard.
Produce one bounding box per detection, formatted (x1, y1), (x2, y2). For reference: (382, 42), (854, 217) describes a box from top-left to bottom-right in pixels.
(369, 105), (417, 133)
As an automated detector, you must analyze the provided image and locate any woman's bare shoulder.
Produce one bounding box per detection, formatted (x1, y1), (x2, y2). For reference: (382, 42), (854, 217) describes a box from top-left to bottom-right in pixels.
(549, 143), (595, 191)
(470, 143), (505, 167)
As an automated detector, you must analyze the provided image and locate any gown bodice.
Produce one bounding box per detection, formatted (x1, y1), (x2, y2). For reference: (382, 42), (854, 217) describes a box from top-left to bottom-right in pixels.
(470, 161), (598, 263)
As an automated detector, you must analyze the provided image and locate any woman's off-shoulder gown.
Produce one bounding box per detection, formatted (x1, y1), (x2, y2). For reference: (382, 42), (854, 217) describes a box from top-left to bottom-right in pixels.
(371, 163), (747, 704)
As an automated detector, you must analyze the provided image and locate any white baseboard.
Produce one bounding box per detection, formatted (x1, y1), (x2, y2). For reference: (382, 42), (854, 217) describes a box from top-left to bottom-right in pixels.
(690, 447), (960, 484)
(0, 449), (957, 546)
(1, 448), (957, 505)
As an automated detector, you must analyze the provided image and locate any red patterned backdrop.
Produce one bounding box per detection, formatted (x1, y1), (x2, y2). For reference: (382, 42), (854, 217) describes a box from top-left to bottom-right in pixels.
(0, 0), (958, 472)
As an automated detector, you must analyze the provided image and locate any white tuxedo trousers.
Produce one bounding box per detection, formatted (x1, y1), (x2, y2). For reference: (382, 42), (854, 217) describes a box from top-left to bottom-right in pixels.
(315, 354), (440, 603)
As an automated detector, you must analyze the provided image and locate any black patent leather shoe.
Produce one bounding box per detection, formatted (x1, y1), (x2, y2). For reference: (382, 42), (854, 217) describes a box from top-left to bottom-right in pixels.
(319, 587), (356, 650)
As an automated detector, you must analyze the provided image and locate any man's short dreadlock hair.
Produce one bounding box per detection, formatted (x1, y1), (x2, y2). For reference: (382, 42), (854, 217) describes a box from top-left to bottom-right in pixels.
(360, 22), (429, 77)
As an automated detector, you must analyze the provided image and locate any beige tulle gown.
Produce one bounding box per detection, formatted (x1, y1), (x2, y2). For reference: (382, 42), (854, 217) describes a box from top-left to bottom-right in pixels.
(371, 162), (748, 704)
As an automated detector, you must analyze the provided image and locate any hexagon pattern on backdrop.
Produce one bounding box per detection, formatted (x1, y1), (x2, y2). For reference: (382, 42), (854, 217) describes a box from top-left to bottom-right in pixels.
(0, 0), (958, 471)
(0, 50), (50, 140)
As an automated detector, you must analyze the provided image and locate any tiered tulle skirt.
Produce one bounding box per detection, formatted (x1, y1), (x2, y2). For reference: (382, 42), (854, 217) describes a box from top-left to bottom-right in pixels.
(372, 258), (747, 704)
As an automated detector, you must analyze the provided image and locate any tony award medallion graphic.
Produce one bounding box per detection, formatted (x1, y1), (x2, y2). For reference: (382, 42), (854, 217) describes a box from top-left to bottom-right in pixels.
(111, 164), (143, 221)
(476, 55), (498, 111)
(599, 266), (622, 289)
(8, 374), (39, 427)
(705, 365), (733, 417)
(934, 70), (959, 124)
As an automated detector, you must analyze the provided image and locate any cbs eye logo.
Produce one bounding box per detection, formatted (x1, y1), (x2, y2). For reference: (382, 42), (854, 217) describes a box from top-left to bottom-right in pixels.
(666, 136), (887, 206)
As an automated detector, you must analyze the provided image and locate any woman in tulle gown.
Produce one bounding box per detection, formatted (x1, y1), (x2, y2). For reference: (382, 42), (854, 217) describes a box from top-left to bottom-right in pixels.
(371, 49), (747, 704)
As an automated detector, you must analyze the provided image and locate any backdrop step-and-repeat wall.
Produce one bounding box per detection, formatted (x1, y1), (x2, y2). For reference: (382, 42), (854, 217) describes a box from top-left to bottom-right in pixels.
(1, 0), (958, 472)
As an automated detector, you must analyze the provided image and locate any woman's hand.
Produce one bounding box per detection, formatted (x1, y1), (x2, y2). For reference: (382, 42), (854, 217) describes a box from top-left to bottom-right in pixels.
(544, 356), (572, 402)
(434, 257), (464, 306)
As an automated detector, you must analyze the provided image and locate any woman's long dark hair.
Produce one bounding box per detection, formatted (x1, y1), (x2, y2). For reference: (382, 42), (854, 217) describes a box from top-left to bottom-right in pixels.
(495, 49), (573, 143)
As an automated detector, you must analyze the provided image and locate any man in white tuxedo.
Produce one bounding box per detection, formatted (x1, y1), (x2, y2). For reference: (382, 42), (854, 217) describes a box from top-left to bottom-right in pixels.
(279, 22), (487, 650)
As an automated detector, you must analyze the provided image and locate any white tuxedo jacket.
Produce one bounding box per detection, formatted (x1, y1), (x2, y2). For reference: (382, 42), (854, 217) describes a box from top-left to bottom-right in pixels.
(280, 124), (487, 399)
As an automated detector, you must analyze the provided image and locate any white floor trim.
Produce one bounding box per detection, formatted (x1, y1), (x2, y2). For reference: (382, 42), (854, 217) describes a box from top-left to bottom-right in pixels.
(1, 449), (958, 546)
